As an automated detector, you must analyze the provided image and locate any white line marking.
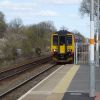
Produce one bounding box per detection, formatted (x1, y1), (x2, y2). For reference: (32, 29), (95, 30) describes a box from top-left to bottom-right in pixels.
(30, 91), (52, 94)
(68, 90), (89, 93)
(18, 65), (65, 100)
(70, 93), (82, 95)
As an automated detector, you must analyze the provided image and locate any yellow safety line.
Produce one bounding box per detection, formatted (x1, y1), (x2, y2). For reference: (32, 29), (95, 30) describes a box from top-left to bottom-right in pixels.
(46, 65), (80, 100)
(53, 65), (80, 93)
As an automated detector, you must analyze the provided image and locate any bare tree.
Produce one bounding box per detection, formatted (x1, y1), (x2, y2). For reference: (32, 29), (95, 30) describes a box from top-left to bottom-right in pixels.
(8, 18), (23, 34)
(80, 0), (100, 42)
(80, 0), (99, 16)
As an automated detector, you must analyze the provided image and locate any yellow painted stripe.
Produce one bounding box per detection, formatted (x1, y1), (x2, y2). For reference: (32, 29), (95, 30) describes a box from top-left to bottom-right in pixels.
(53, 65), (80, 93)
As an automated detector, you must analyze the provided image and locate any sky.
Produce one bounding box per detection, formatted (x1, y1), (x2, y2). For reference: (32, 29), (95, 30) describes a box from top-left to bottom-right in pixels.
(0, 0), (90, 38)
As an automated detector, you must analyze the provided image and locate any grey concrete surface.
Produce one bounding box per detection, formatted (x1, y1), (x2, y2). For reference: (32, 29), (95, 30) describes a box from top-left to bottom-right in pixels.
(62, 92), (94, 100)
(68, 65), (90, 92)
(18, 64), (100, 100)
(18, 64), (72, 100)
(68, 64), (100, 92)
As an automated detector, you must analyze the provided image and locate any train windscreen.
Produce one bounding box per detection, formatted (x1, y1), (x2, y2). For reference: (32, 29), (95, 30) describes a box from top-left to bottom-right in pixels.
(66, 35), (72, 45)
(59, 36), (65, 45)
(53, 35), (58, 45)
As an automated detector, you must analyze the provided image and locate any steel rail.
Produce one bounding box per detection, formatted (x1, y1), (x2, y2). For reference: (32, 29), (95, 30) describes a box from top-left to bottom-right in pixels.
(0, 56), (51, 81)
(0, 63), (56, 98)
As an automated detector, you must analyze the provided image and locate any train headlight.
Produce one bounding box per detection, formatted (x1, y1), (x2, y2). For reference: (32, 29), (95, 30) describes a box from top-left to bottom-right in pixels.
(67, 49), (70, 52)
(67, 49), (72, 52)
(53, 49), (56, 52)
(52, 49), (57, 52)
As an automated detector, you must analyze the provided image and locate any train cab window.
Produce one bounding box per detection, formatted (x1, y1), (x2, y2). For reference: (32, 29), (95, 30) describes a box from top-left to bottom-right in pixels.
(53, 35), (58, 45)
(66, 35), (72, 45)
(59, 36), (65, 45)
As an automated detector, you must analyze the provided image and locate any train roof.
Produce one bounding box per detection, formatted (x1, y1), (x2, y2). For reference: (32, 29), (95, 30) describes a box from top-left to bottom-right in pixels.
(54, 30), (73, 35)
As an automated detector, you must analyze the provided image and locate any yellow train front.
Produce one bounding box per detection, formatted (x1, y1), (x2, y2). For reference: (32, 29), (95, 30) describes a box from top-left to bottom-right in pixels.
(51, 30), (75, 63)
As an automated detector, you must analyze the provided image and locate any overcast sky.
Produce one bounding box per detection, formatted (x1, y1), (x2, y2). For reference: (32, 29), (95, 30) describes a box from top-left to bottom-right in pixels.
(0, 0), (90, 37)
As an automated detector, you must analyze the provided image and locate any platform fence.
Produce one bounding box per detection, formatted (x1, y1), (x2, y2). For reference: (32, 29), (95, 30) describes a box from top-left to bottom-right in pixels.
(74, 43), (90, 65)
(75, 42), (100, 65)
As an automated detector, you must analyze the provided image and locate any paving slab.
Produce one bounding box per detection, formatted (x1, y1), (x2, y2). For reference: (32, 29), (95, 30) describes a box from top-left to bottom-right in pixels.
(67, 65), (90, 92)
(62, 92), (94, 100)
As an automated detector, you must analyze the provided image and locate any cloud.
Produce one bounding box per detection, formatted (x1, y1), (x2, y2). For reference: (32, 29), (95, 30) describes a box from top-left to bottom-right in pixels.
(41, 0), (82, 5)
(36, 10), (58, 17)
(0, 0), (37, 11)
(0, 0), (58, 20)
(69, 14), (80, 19)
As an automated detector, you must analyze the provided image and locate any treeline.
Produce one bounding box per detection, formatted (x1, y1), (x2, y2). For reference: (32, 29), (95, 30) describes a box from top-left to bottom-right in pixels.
(0, 11), (56, 61)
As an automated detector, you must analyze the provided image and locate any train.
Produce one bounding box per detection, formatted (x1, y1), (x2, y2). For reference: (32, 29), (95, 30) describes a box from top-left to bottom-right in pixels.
(51, 30), (85, 63)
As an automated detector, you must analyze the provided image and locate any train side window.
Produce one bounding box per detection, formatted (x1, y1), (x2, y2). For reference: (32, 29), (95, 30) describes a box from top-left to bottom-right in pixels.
(66, 35), (72, 45)
(53, 35), (58, 45)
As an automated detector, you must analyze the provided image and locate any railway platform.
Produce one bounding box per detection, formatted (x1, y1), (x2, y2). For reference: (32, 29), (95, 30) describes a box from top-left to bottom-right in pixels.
(18, 64), (100, 100)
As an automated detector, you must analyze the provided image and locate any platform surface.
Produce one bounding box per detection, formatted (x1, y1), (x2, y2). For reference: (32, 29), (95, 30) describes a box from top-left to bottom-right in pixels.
(18, 64), (100, 100)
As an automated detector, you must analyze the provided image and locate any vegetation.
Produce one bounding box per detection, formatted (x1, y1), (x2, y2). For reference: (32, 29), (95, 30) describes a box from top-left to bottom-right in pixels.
(0, 11), (56, 64)
(80, 0), (99, 16)
(0, 9), (88, 66)
(80, 0), (100, 40)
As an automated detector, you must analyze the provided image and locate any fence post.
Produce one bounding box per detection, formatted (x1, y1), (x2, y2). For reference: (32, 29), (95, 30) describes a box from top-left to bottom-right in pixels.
(74, 43), (76, 64)
(75, 43), (78, 64)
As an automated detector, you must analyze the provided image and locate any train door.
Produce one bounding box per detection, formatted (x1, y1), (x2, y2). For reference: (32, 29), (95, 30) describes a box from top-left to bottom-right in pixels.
(58, 35), (67, 54)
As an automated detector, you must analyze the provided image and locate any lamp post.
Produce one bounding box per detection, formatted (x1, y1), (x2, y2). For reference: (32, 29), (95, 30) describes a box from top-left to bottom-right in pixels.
(96, 0), (99, 67)
(90, 0), (95, 97)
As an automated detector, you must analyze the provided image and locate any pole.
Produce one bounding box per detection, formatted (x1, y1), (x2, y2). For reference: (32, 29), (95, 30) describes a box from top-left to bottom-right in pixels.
(90, 0), (95, 97)
(96, 0), (99, 67)
(74, 43), (76, 64)
(75, 43), (78, 64)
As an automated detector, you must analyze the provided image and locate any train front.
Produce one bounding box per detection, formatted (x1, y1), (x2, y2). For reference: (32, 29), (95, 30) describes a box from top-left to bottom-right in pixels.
(51, 30), (75, 63)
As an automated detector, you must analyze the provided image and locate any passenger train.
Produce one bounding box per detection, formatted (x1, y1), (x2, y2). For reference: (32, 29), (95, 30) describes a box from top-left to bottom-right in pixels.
(51, 30), (85, 63)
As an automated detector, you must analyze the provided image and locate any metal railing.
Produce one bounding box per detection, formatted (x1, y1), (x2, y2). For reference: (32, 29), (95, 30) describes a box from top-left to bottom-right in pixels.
(75, 43), (89, 65)
(75, 42), (100, 65)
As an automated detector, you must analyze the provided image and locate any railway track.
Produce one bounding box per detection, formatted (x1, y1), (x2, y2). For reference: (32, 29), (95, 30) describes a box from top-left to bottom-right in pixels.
(0, 55), (51, 81)
(0, 63), (57, 99)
